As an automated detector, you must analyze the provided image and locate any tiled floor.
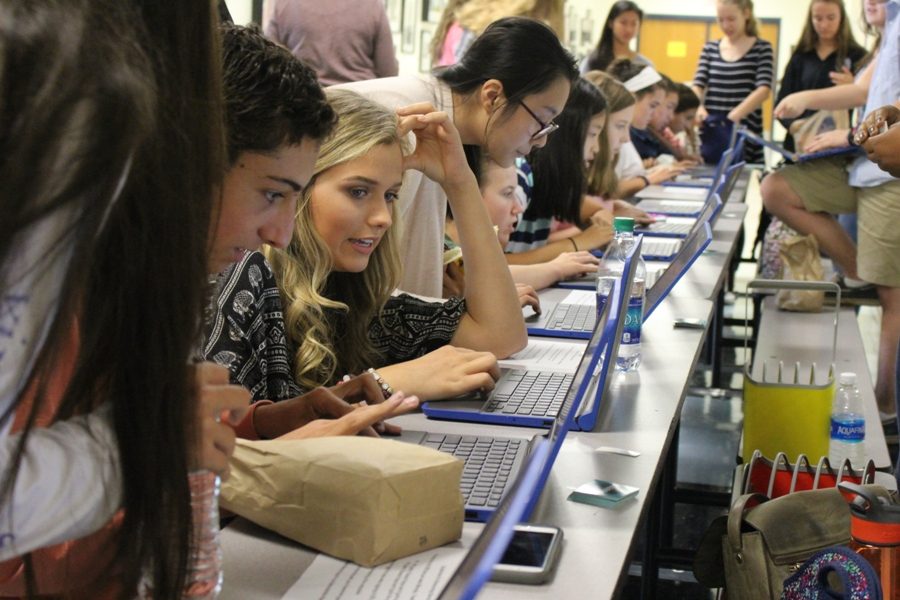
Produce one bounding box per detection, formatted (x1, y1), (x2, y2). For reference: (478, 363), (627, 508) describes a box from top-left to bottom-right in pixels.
(618, 169), (889, 598)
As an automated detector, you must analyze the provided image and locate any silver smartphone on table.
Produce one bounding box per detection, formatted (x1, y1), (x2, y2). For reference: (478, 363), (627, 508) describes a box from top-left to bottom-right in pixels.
(490, 524), (563, 584)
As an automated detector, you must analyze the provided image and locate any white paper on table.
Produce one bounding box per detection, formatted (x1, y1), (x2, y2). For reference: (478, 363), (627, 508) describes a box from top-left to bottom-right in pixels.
(499, 339), (585, 374)
(281, 530), (479, 600)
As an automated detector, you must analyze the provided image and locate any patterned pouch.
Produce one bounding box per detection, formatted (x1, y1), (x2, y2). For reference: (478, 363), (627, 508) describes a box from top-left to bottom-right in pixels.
(781, 545), (882, 599)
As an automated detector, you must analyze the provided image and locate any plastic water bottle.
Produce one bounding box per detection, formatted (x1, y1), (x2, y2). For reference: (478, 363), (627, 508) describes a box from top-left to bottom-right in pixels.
(185, 471), (223, 598)
(596, 217), (646, 371)
(138, 471), (223, 599)
(829, 372), (866, 468)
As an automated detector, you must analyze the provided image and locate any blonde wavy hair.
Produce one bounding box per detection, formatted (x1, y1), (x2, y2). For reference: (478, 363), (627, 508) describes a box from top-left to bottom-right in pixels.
(456, 0), (563, 38)
(264, 89), (407, 389)
(582, 71), (635, 198)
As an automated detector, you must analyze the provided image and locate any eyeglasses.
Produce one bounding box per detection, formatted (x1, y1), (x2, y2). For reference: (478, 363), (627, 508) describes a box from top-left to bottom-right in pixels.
(518, 100), (559, 140)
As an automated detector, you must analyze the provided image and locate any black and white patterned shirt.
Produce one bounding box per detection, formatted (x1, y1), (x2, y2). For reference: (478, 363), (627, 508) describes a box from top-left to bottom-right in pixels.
(204, 251), (300, 402)
(203, 251), (466, 401)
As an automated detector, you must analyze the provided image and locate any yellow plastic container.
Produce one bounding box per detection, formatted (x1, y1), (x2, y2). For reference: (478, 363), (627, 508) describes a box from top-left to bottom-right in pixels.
(742, 370), (834, 463)
(742, 279), (840, 464)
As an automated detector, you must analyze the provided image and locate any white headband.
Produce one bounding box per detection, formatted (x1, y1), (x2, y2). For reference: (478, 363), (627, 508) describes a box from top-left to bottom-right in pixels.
(623, 66), (663, 93)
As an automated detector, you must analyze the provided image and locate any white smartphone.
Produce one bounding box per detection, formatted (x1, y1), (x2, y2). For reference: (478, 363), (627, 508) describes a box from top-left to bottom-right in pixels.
(490, 524), (563, 584)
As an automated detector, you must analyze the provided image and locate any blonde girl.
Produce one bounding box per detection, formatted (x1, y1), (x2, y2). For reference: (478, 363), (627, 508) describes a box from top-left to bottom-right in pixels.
(266, 89), (526, 401)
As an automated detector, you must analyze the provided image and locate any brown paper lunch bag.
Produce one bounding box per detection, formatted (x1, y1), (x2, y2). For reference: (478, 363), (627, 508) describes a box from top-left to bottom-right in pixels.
(220, 436), (464, 567)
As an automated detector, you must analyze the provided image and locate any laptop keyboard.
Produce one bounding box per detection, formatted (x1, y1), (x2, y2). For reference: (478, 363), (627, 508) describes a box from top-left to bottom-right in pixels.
(546, 302), (594, 331)
(419, 434), (523, 508)
(645, 267), (663, 289)
(644, 221), (692, 235)
(483, 369), (573, 416)
(638, 200), (702, 215)
(642, 238), (681, 257)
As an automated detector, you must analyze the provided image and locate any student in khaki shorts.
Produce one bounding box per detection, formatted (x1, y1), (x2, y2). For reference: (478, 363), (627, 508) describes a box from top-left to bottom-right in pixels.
(762, 0), (900, 451)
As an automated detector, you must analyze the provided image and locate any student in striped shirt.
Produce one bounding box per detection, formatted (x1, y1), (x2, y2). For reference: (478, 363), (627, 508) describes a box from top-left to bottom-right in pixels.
(692, 0), (774, 164)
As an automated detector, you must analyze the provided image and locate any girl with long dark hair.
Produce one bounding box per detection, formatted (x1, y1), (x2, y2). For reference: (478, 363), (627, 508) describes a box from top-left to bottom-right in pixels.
(337, 17), (579, 298)
(0, 0), (247, 596)
(583, 1), (651, 73)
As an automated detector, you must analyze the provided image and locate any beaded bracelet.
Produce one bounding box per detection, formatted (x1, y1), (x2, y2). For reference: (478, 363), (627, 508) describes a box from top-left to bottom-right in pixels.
(637, 174), (651, 188)
(366, 367), (395, 400)
(568, 237), (579, 252)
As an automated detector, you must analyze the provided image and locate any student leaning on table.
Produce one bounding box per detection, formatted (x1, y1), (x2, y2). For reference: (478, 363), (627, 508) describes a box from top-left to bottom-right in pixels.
(581, 71), (658, 227)
(444, 158), (600, 293)
(205, 26), (422, 441)
(503, 77), (616, 263)
(607, 60), (687, 197)
(0, 0), (248, 596)
(333, 16), (579, 298)
(266, 87), (522, 401)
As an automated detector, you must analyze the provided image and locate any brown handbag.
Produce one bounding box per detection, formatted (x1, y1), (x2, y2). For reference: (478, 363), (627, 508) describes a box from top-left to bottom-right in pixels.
(695, 486), (893, 598)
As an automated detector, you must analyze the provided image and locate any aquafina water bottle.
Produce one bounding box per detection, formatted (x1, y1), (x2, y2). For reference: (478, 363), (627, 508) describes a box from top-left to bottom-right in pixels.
(596, 217), (646, 371)
(829, 372), (866, 468)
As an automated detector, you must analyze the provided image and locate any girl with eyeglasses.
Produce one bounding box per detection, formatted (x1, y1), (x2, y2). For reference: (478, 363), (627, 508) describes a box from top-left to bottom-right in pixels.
(336, 17), (579, 298)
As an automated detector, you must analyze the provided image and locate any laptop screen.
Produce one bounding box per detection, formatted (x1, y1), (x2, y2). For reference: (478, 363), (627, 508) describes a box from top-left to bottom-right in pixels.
(436, 439), (551, 600)
(643, 221), (713, 320)
(520, 239), (640, 519)
(685, 192), (722, 241)
(708, 147), (732, 185)
(552, 275), (615, 434)
(719, 161), (745, 201)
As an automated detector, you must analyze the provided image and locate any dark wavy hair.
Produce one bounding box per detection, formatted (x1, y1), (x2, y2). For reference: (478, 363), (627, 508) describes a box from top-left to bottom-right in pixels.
(221, 24), (336, 165)
(675, 83), (701, 113)
(0, 0), (225, 596)
(524, 77), (607, 224)
(437, 17), (578, 170)
(585, 1), (644, 73)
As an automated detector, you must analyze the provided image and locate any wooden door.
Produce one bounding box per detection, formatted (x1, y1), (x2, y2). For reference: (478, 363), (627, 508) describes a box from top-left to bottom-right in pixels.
(639, 19), (711, 84)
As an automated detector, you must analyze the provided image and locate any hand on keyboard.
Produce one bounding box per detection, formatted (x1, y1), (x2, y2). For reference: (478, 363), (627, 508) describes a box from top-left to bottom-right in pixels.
(378, 345), (501, 401)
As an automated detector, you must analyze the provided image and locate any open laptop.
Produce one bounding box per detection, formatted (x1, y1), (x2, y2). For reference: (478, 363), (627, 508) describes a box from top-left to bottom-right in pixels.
(663, 148), (732, 189)
(422, 266), (624, 428)
(635, 192), (722, 239)
(560, 221), (712, 320)
(740, 128), (863, 163)
(671, 124), (743, 181)
(526, 237), (641, 340)
(584, 186), (720, 261)
(634, 158), (743, 217)
(640, 213), (715, 266)
(445, 276), (632, 530)
(639, 131), (745, 198)
(642, 221), (714, 321)
(435, 439), (552, 600)
(398, 282), (627, 522)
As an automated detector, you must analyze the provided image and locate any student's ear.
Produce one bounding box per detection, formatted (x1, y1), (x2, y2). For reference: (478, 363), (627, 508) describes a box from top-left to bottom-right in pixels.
(480, 79), (505, 114)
